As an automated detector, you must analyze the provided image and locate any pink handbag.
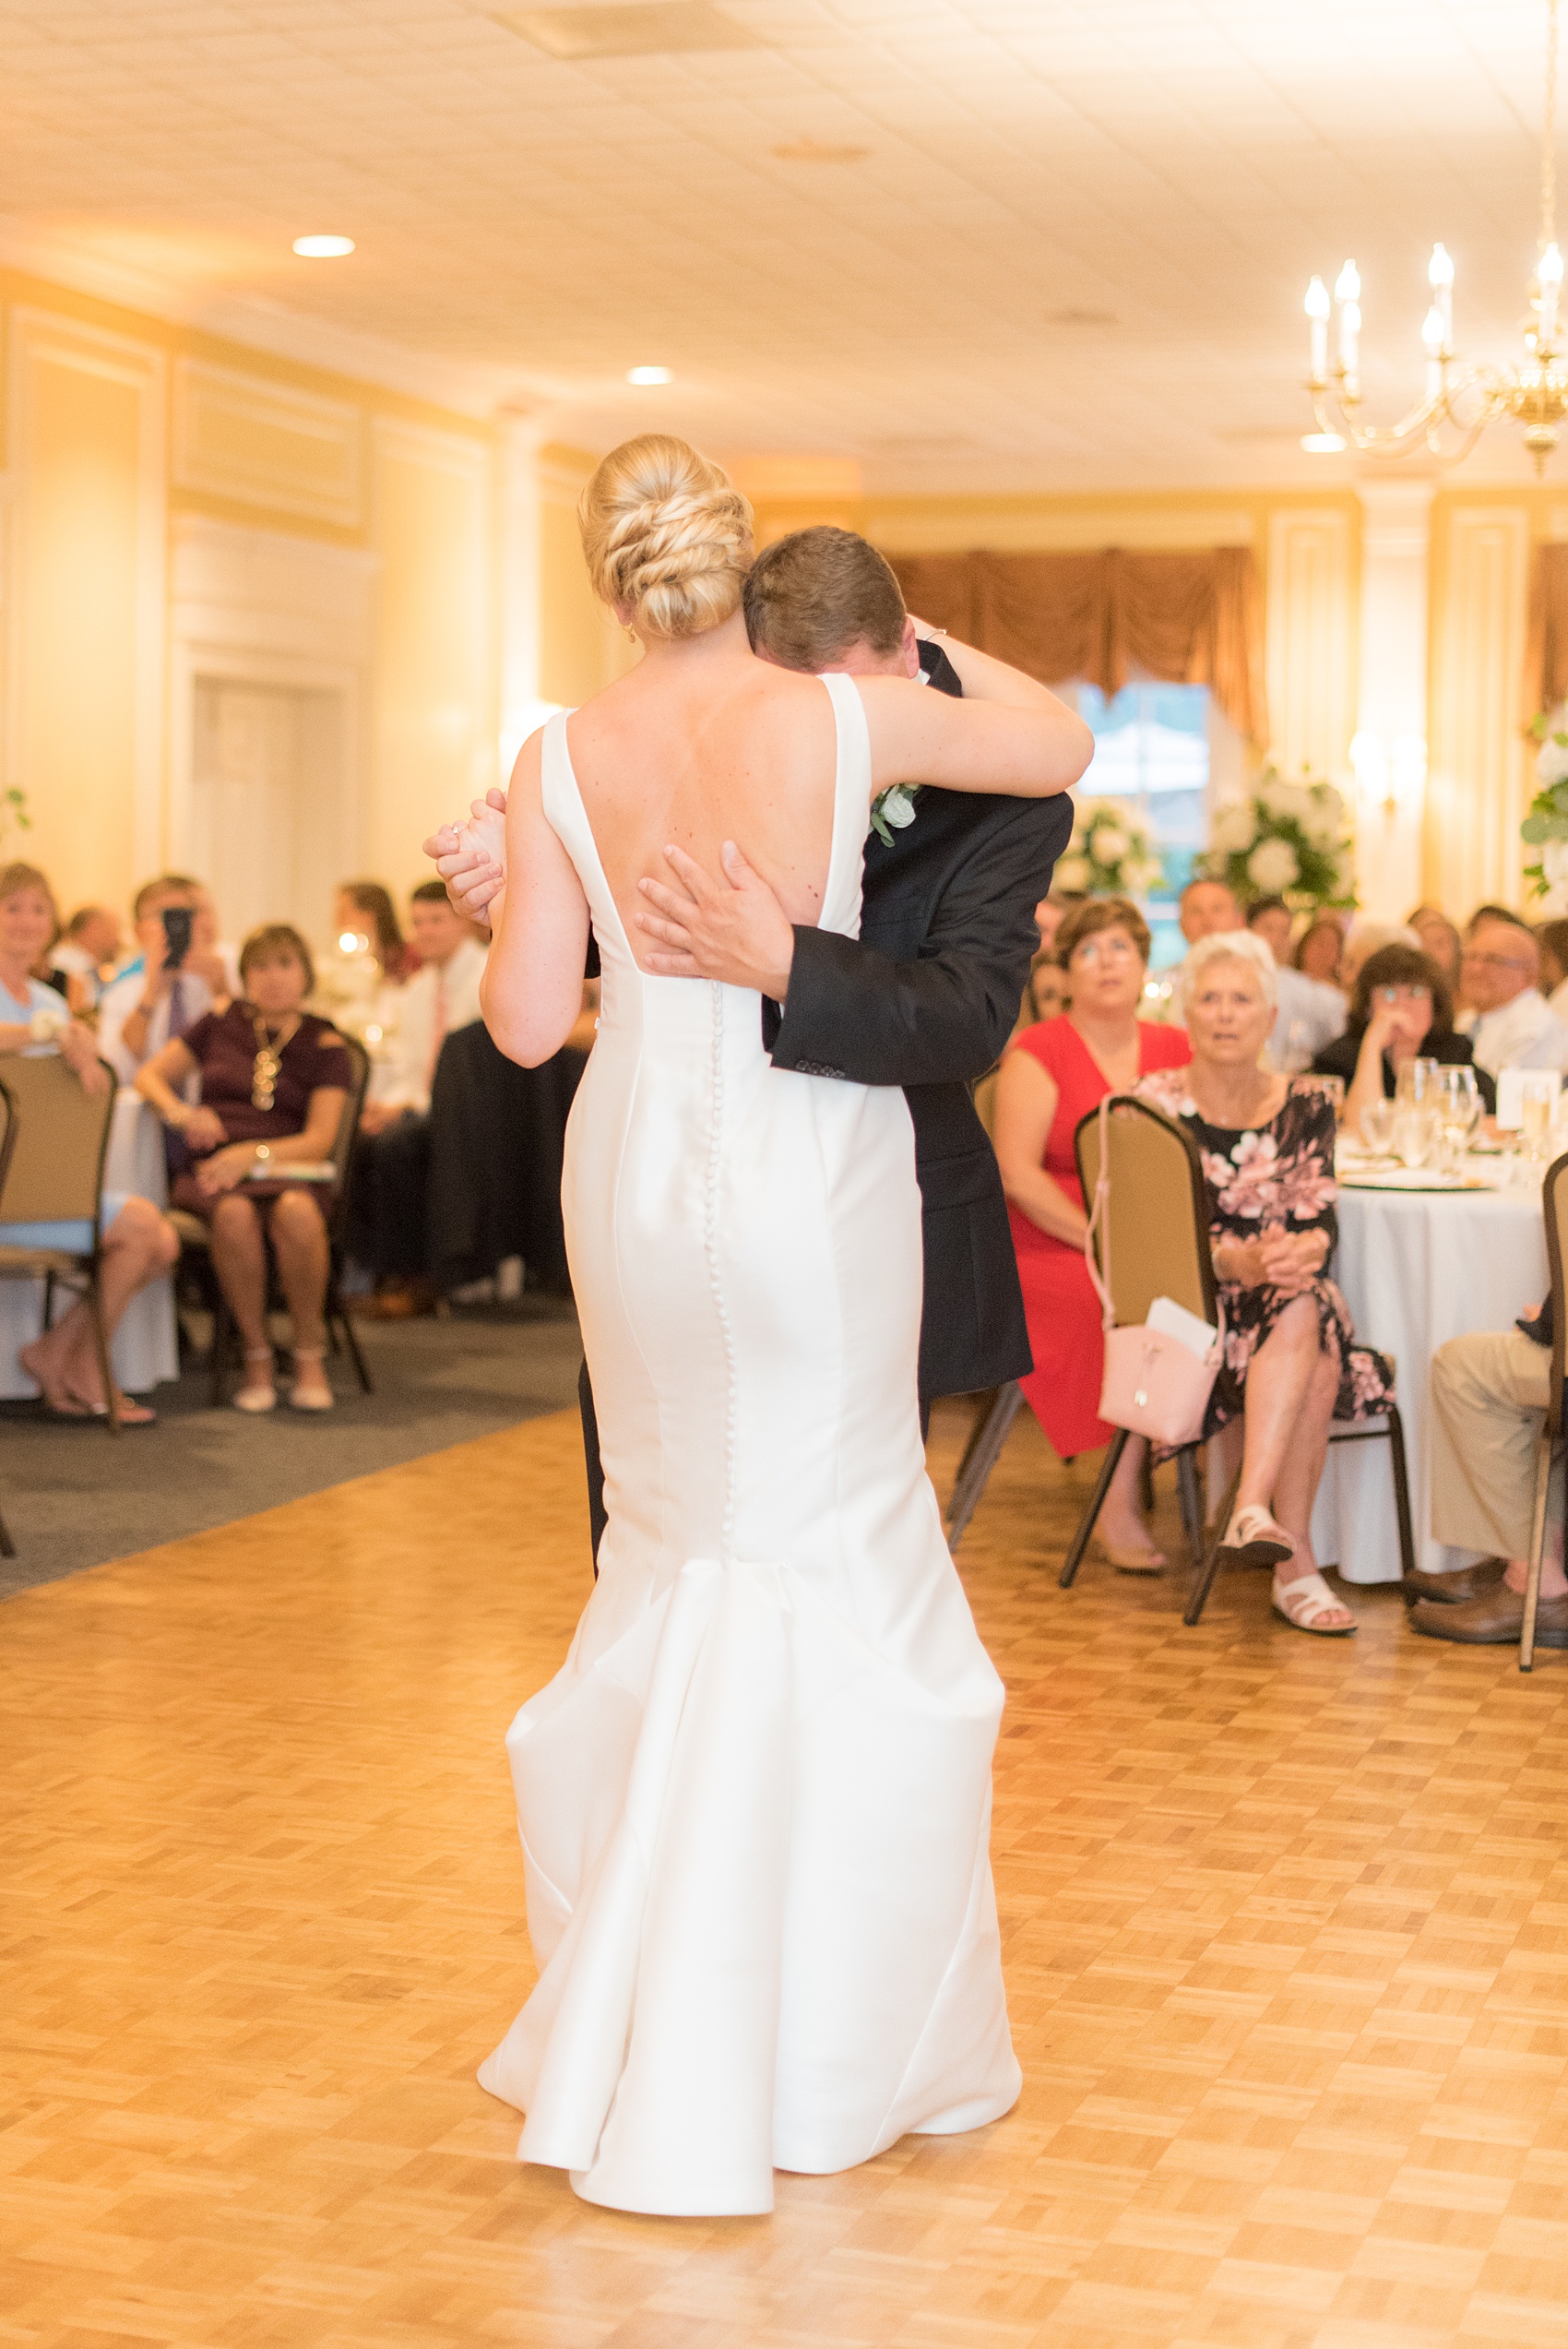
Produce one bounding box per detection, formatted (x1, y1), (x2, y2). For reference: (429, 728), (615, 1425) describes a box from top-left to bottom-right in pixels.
(1083, 1094), (1224, 1449)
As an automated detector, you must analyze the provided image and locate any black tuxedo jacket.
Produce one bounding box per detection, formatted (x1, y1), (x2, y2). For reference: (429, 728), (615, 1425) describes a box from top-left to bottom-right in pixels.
(762, 644), (1073, 1402)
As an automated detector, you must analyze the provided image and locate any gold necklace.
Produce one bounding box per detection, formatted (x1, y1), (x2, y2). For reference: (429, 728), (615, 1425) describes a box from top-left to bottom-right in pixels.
(251, 1010), (302, 1111)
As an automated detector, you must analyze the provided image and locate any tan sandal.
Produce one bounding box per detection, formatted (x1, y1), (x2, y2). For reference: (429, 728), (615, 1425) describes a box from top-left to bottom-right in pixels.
(234, 1345), (277, 1414)
(1273, 1568), (1357, 1636)
(289, 1345), (335, 1413)
(1217, 1504), (1295, 1574)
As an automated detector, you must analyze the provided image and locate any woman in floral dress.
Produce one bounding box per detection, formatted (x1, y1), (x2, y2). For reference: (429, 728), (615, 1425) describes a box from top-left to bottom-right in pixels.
(1138, 929), (1396, 1636)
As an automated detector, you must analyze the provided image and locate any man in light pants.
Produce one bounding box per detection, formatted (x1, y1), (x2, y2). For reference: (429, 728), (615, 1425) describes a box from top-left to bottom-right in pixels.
(1409, 1302), (1567, 1646)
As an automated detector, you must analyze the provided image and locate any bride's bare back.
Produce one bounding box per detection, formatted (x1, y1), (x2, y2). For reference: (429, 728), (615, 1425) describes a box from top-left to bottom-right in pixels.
(566, 626), (838, 961)
(477, 432), (1089, 1069)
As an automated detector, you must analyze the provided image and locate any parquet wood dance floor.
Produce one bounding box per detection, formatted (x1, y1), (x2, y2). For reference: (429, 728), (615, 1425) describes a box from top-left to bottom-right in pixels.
(6, 1401), (1568, 2349)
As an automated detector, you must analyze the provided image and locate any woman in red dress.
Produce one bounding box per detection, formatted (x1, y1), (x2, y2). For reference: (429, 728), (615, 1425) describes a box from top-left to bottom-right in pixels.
(993, 897), (1192, 1568)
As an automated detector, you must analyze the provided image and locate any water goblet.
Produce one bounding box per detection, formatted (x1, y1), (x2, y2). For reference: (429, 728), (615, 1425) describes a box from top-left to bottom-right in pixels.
(1360, 1098), (1396, 1157)
(1393, 1103), (1438, 1169)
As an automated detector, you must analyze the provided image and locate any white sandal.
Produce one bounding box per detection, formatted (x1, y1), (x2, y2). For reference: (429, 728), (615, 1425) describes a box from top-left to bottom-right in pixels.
(289, 1345), (335, 1413)
(1218, 1504), (1296, 1573)
(234, 1345), (277, 1414)
(1272, 1568), (1357, 1636)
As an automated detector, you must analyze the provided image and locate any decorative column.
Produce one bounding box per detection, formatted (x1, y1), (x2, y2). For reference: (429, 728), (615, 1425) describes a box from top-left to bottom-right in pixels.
(497, 412), (548, 778)
(1350, 478), (1435, 920)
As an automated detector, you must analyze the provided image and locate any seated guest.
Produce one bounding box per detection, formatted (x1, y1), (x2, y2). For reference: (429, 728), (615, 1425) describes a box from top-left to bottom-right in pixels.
(1164, 876), (1241, 1021)
(1538, 916), (1568, 1026)
(1338, 919), (1420, 1000)
(1032, 888), (1077, 960)
(0, 863), (176, 1425)
(1294, 917), (1344, 987)
(337, 881), (419, 984)
(1139, 931), (1396, 1636)
(346, 881), (487, 1314)
(1313, 941), (1495, 1119)
(1406, 1298), (1565, 1645)
(136, 924), (350, 1413)
(1245, 894), (1346, 1070)
(1408, 902), (1463, 990)
(1456, 910), (1568, 1077)
(1025, 950), (1066, 1026)
(993, 897), (1191, 1571)
(99, 875), (232, 1081)
(48, 904), (123, 1014)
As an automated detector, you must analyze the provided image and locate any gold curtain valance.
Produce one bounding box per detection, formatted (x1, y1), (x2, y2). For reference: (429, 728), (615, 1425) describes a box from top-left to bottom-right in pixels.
(885, 545), (1268, 748)
(1526, 542), (1568, 716)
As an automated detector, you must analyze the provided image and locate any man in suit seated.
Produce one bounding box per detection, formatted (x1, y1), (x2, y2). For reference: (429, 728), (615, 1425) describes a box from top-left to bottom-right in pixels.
(345, 881), (487, 1315)
(429, 525), (1072, 1557)
(1407, 1297), (1566, 1646)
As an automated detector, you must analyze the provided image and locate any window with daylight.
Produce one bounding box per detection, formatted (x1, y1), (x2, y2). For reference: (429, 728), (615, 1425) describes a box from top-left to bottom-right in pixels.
(1072, 682), (1237, 972)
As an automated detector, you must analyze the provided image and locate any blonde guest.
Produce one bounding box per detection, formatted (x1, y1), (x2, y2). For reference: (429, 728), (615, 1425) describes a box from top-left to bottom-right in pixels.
(0, 863), (178, 1425)
(1138, 931), (1396, 1636)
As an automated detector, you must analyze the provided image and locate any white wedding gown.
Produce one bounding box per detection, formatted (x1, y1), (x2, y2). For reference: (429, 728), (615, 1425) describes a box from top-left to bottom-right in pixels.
(479, 672), (1020, 2215)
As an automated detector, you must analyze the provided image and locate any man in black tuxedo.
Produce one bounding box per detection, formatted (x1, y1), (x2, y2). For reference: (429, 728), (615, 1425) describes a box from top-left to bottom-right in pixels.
(429, 526), (1072, 1563)
(608, 527), (1073, 1554)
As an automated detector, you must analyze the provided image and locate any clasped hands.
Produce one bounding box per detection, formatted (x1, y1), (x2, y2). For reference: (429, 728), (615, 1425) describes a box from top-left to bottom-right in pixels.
(422, 791), (797, 1000)
(1219, 1225), (1326, 1295)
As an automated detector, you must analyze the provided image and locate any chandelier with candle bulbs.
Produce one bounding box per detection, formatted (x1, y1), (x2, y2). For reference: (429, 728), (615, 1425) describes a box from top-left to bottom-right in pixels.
(1303, 0), (1568, 473)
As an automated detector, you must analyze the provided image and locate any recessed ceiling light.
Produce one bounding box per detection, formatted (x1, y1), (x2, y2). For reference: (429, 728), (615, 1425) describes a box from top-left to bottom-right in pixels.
(773, 139), (870, 163)
(627, 365), (672, 386)
(292, 234), (355, 258)
(1301, 431), (1347, 453)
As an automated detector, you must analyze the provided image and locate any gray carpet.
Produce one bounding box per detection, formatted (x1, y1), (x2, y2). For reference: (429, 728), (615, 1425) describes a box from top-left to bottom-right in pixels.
(0, 1298), (584, 1601)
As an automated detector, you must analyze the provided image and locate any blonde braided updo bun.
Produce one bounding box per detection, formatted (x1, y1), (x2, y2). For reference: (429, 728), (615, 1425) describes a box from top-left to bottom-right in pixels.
(579, 435), (754, 641)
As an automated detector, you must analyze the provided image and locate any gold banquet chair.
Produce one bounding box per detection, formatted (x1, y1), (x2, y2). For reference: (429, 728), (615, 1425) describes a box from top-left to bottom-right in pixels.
(169, 1034), (374, 1404)
(1521, 1148), (1568, 1672)
(0, 1052), (119, 1445)
(944, 1093), (1212, 1562)
(1059, 1094), (1217, 1600)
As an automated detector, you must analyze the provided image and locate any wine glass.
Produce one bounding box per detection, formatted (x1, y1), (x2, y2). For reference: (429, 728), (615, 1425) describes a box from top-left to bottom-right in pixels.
(1436, 1066), (1481, 1173)
(1396, 1057), (1442, 1107)
(1520, 1071), (1561, 1162)
(1361, 1098), (1396, 1156)
(1394, 1103), (1438, 1169)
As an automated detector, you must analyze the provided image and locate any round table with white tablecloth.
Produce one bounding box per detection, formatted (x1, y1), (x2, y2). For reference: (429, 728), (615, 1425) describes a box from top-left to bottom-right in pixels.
(0, 1088), (179, 1401)
(1310, 1174), (1548, 1583)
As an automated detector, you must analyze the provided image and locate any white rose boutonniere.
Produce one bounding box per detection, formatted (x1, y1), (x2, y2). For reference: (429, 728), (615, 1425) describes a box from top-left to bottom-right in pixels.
(870, 784), (921, 848)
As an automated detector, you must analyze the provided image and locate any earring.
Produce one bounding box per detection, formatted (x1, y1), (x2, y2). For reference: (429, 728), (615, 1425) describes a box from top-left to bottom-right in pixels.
(624, 625), (637, 644)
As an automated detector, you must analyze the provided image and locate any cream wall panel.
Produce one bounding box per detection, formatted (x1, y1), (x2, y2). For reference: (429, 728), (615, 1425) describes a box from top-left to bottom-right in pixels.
(370, 418), (495, 888)
(1427, 505), (1531, 914)
(539, 446), (635, 708)
(1265, 508), (1354, 783)
(167, 517), (375, 940)
(6, 308), (165, 906)
(173, 359), (362, 529)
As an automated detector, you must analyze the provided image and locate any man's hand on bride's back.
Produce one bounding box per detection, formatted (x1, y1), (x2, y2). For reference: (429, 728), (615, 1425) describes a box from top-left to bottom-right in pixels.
(636, 843), (796, 1001)
(422, 787), (508, 931)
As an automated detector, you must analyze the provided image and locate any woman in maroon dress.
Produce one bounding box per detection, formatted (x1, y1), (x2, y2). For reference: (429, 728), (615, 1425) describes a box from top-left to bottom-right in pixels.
(992, 898), (1191, 1568)
(137, 924), (351, 1414)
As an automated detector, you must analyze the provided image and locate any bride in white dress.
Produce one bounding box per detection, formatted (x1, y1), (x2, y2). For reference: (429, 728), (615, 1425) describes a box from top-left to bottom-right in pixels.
(472, 436), (1090, 2216)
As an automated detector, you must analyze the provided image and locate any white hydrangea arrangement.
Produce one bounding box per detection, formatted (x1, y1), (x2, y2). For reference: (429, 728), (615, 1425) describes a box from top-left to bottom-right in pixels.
(1198, 767), (1354, 908)
(1054, 797), (1165, 897)
(1524, 710), (1568, 910)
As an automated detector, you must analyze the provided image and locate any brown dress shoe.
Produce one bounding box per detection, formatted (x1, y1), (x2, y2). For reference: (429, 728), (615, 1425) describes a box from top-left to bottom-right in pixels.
(1402, 1557), (1508, 1606)
(1409, 1584), (1568, 1646)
